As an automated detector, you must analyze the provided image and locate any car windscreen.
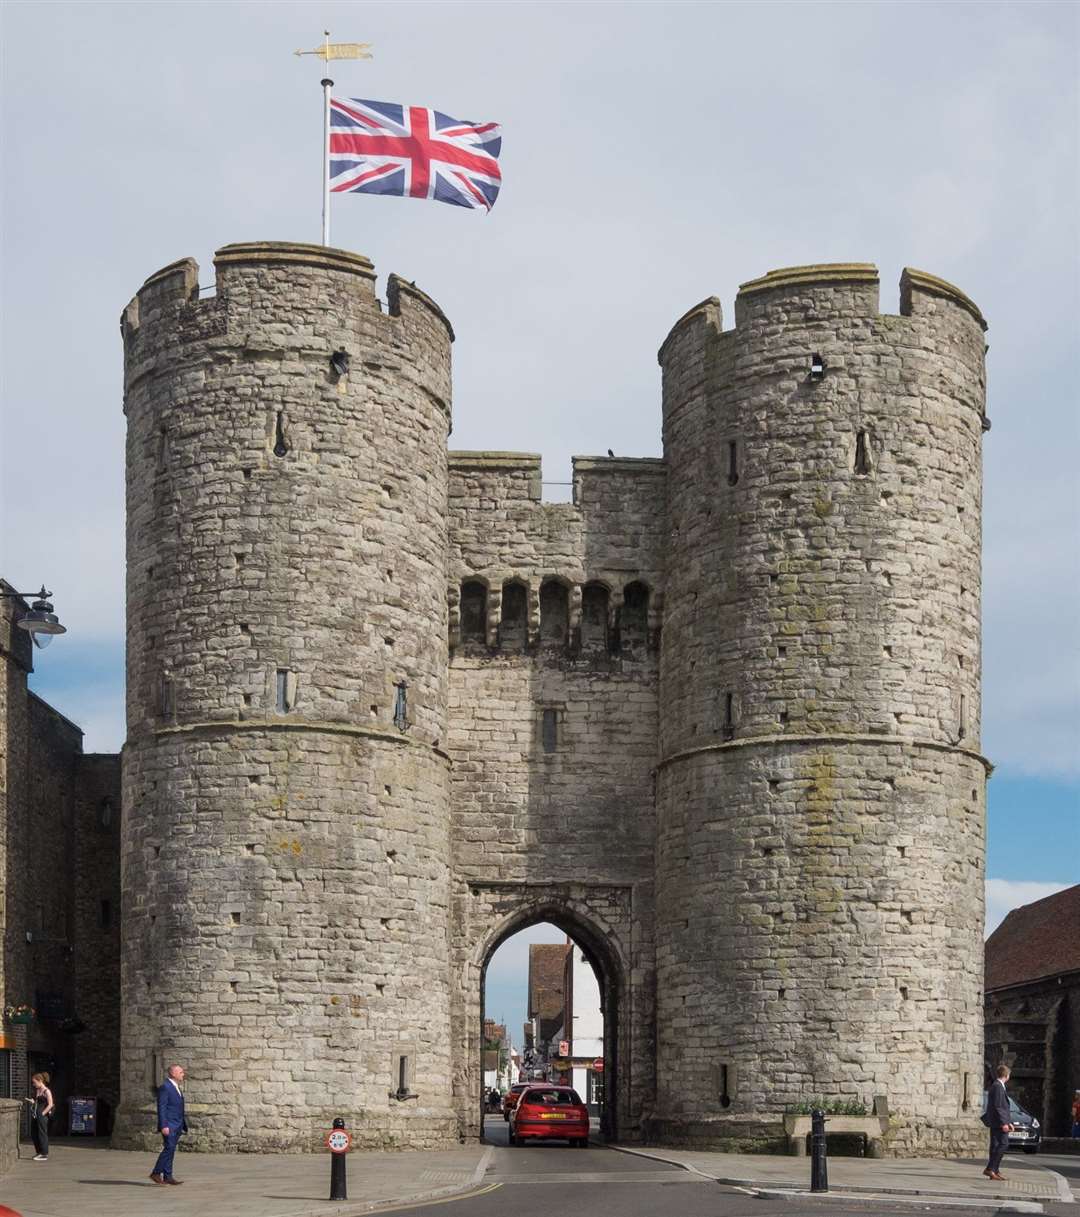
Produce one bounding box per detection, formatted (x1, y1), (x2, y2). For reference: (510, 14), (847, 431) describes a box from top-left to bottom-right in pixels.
(522, 1089), (583, 1105)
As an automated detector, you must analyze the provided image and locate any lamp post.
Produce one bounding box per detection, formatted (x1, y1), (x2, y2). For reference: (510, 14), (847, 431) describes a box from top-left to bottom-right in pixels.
(0, 586), (68, 650)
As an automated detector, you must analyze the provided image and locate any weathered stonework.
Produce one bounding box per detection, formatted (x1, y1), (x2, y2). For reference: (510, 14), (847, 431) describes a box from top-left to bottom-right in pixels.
(117, 248), (989, 1156)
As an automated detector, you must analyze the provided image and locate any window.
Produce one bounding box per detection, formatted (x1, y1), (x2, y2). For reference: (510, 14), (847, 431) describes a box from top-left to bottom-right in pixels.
(276, 670), (295, 713)
(499, 581), (528, 650)
(619, 582), (649, 650)
(460, 581), (488, 645)
(539, 581), (569, 646)
(100, 899), (112, 930)
(541, 708), (558, 754)
(580, 583), (609, 650)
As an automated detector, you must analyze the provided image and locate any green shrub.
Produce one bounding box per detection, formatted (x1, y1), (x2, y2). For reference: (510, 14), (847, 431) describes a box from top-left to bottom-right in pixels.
(785, 1097), (868, 1116)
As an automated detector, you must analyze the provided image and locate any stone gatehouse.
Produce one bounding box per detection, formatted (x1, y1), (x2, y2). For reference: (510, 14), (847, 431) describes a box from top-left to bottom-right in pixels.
(111, 243), (991, 1157)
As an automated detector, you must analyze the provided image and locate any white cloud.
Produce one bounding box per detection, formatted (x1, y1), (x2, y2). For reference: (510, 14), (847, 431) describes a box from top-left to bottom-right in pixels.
(985, 878), (1072, 936)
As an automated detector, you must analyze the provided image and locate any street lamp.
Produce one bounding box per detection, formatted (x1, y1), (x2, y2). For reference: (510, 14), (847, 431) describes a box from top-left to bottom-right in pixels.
(1, 585), (67, 650)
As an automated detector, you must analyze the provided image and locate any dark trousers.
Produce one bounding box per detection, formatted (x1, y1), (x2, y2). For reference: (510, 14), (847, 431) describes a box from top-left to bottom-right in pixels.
(31, 1111), (48, 1157)
(152, 1129), (182, 1178)
(986, 1128), (1009, 1173)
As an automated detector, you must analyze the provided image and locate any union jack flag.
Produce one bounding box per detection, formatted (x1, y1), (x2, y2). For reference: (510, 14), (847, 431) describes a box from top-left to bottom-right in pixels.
(329, 97), (502, 212)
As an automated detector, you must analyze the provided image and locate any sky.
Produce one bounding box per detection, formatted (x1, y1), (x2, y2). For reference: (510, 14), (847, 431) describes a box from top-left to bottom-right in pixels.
(1, 2), (1077, 1035)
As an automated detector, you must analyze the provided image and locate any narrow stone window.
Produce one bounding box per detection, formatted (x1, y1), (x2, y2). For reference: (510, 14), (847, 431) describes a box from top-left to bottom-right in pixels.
(499, 580), (528, 650)
(394, 1053), (414, 1100)
(854, 429), (872, 475)
(273, 411), (289, 457)
(958, 693), (967, 739)
(539, 580), (569, 646)
(159, 675), (174, 718)
(541, 708), (558, 754)
(99, 798), (113, 830)
(722, 692), (735, 741)
(275, 669), (295, 713)
(718, 1062), (734, 1108)
(962, 1072), (971, 1111)
(460, 581), (487, 645)
(393, 680), (409, 732)
(100, 899), (112, 929)
(580, 583), (609, 650)
(157, 427), (171, 473)
(726, 440), (739, 486)
(619, 581), (649, 651)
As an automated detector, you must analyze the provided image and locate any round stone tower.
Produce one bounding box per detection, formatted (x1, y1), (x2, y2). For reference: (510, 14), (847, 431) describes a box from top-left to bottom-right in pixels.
(655, 264), (989, 1155)
(114, 242), (456, 1151)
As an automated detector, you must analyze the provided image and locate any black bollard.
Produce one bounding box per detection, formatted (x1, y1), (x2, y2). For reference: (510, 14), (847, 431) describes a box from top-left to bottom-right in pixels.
(329, 1117), (349, 1201)
(810, 1108), (828, 1193)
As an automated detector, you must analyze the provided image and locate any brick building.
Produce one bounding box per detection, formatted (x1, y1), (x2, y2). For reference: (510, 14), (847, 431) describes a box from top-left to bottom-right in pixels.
(0, 583), (121, 1136)
(984, 884), (1080, 1136)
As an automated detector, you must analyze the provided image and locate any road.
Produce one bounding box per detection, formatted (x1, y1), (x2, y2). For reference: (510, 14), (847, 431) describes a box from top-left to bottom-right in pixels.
(390, 1118), (1009, 1216)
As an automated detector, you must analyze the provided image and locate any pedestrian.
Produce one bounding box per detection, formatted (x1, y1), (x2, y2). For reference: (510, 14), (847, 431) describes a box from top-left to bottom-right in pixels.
(26, 1072), (54, 1161)
(149, 1063), (188, 1186)
(982, 1064), (1013, 1181)
(1071, 1088), (1080, 1138)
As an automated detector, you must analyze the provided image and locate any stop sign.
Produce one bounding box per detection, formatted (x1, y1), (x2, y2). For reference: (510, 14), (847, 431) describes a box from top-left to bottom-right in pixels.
(592, 1058), (604, 1073)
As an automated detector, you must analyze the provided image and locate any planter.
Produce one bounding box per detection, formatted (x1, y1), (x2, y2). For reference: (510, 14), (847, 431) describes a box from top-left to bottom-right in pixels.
(6, 1014), (33, 1025)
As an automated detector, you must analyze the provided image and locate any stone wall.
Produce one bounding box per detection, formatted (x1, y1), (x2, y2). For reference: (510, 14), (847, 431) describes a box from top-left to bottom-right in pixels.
(116, 243), (457, 1152)
(445, 453), (665, 1141)
(0, 1097), (20, 1177)
(653, 265), (989, 1155)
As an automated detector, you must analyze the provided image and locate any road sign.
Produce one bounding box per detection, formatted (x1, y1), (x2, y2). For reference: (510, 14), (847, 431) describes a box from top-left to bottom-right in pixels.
(326, 1128), (352, 1153)
(592, 1058), (604, 1072)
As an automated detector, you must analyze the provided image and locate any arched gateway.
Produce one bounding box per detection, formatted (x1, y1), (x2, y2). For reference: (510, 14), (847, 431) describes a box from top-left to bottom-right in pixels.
(115, 245), (990, 1158)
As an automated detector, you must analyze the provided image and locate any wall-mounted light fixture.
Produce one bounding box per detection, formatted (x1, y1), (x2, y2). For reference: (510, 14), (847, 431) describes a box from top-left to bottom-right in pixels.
(1, 585), (67, 649)
(809, 353), (826, 381)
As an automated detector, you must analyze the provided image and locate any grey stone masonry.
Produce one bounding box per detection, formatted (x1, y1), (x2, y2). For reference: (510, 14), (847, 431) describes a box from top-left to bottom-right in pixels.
(117, 249), (990, 1156)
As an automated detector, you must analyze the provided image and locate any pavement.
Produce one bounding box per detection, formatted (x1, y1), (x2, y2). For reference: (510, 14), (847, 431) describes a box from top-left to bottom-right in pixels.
(0, 1136), (494, 1217)
(0, 1124), (1074, 1217)
(611, 1143), (1076, 1210)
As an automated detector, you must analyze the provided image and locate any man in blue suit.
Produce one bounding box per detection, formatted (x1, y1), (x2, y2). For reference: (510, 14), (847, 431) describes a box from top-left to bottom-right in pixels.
(150, 1063), (188, 1185)
(983, 1063), (1014, 1181)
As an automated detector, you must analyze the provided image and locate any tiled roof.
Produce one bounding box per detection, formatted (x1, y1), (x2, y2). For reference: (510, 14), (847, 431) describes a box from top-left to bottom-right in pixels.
(985, 884), (1080, 991)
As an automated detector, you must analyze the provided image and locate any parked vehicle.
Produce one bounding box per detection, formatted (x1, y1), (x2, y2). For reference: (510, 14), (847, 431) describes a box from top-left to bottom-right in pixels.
(980, 1091), (1042, 1154)
(509, 1085), (589, 1148)
(502, 1083), (531, 1122)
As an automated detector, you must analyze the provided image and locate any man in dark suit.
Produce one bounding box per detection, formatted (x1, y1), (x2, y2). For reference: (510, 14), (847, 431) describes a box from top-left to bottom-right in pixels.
(983, 1063), (1013, 1181)
(150, 1063), (188, 1186)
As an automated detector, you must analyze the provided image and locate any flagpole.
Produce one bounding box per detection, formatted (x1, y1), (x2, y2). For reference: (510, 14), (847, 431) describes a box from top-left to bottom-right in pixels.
(322, 73), (333, 246)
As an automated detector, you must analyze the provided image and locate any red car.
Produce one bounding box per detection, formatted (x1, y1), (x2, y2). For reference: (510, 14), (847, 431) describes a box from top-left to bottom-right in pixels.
(502, 1082), (531, 1121)
(509, 1085), (589, 1147)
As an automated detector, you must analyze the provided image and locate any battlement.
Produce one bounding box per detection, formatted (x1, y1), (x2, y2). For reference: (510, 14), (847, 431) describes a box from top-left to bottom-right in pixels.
(122, 241), (453, 345)
(659, 263), (987, 362)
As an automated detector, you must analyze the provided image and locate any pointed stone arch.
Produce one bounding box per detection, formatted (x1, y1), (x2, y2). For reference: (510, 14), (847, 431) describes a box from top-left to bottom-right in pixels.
(452, 879), (651, 1145)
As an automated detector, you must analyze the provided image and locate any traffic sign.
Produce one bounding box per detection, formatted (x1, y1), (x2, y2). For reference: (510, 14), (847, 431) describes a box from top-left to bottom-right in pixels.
(592, 1058), (604, 1073)
(326, 1128), (352, 1153)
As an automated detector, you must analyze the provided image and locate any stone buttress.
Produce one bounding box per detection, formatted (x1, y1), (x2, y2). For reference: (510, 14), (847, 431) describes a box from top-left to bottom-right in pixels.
(115, 243), (456, 1151)
(654, 265), (989, 1155)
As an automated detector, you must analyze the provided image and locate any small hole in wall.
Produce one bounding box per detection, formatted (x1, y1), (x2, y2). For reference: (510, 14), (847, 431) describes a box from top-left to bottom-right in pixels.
(386, 570), (394, 581)
(763, 847), (774, 857)
(958, 654), (965, 669)
(375, 983), (385, 994)
(380, 918), (389, 927)
(230, 981), (238, 992)
(384, 785), (392, 796)
(240, 622), (250, 634)
(768, 779), (780, 791)
(386, 849), (397, 861)
(900, 986), (910, 1000)
(235, 553), (245, 567)
(897, 845), (906, 858)
(691, 723), (698, 735)
(273, 411), (289, 457)
(883, 645), (892, 658)
(384, 636), (395, 647)
(242, 468), (252, 480)
(153, 846), (161, 859)
(777, 645), (787, 658)
(886, 776), (896, 789)
(150, 915), (157, 927)
(769, 573), (779, 584)
(231, 912), (241, 924)
(957, 504), (965, 515)
(894, 712), (903, 723)
(244, 844), (256, 854)
(243, 693), (252, 706)
(247, 774), (260, 785)
(147, 565), (155, 580)
(778, 988), (786, 1000)
(370, 705), (378, 717)
(779, 711), (789, 724)
(902, 910), (913, 924)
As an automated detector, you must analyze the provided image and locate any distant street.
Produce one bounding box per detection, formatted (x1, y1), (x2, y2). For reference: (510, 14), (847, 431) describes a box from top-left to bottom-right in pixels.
(385, 1118), (1017, 1217)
